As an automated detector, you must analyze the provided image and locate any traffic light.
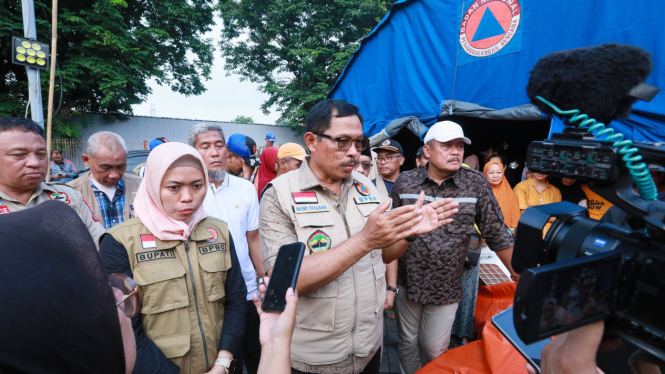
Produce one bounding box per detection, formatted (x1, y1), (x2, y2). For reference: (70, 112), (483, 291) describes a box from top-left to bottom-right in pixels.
(12, 36), (50, 70)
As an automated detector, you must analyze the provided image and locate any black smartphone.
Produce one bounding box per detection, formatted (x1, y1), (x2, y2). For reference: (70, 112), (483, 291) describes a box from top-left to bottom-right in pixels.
(513, 250), (621, 344)
(261, 242), (306, 312)
(492, 307), (552, 373)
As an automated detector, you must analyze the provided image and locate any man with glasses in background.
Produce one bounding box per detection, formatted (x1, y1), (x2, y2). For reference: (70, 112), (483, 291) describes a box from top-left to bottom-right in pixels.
(371, 139), (405, 318)
(372, 139), (404, 196)
(259, 99), (459, 374)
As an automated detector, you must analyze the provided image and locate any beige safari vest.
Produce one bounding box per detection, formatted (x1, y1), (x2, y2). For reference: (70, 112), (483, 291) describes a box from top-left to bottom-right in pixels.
(270, 170), (387, 365)
(373, 173), (390, 198)
(0, 182), (105, 243)
(68, 172), (142, 223)
(104, 217), (232, 374)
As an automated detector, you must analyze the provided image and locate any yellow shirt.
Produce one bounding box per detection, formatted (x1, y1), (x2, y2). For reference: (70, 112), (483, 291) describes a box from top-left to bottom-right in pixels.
(513, 177), (562, 209)
(581, 184), (614, 220)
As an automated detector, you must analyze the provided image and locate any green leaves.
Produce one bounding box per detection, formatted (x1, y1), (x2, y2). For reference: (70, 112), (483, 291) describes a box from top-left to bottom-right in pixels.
(218, 0), (393, 134)
(0, 0), (216, 138)
(234, 115), (254, 124)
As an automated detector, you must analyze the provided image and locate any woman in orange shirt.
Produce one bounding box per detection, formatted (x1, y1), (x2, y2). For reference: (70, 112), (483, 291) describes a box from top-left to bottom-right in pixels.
(513, 172), (562, 213)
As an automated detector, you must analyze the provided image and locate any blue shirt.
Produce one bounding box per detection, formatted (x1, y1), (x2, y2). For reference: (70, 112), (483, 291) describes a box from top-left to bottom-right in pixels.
(89, 177), (125, 229)
(383, 179), (395, 194)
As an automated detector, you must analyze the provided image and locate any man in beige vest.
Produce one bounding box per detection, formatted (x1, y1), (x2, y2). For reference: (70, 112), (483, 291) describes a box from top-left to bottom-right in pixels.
(371, 138), (404, 198)
(259, 99), (459, 374)
(370, 139), (405, 318)
(0, 117), (104, 243)
(68, 131), (142, 229)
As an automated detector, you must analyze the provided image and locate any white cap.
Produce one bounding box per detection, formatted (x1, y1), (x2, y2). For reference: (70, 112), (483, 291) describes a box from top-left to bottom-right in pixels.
(423, 121), (471, 145)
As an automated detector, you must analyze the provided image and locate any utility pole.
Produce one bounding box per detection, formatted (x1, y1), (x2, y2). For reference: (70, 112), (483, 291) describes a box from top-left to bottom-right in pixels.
(21, 0), (44, 128)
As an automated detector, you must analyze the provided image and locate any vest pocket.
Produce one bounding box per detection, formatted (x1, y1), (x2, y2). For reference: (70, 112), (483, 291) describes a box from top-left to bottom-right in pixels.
(372, 257), (386, 314)
(134, 262), (189, 314)
(152, 333), (191, 359)
(296, 279), (338, 331)
(356, 203), (379, 218)
(294, 211), (335, 228)
(444, 211), (477, 235)
(198, 252), (231, 303)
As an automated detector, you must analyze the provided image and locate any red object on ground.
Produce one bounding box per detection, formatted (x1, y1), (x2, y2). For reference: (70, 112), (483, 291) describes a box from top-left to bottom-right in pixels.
(417, 282), (527, 374)
(473, 282), (517, 336)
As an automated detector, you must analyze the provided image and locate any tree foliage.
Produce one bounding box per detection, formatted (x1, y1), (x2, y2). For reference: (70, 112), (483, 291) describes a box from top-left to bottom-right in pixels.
(218, 0), (394, 133)
(234, 115), (253, 124)
(0, 0), (217, 137)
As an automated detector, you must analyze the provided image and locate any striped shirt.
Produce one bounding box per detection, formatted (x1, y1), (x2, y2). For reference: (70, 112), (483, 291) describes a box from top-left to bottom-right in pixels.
(89, 177), (125, 229)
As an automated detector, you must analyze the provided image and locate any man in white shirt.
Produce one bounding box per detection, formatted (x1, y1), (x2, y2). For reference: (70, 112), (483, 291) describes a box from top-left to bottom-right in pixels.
(188, 122), (265, 374)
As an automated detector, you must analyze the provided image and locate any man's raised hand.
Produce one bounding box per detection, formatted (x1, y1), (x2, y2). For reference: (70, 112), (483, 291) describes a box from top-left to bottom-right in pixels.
(360, 192), (459, 249)
(410, 194), (459, 235)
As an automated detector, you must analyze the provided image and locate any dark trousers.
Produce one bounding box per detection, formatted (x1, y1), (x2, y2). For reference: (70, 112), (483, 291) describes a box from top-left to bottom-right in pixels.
(290, 348), (381, 374)
(235, 299), (262, 374)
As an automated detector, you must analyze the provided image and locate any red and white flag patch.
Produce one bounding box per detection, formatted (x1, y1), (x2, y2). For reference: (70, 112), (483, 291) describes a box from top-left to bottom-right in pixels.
(292, 192), (318, 204)
(140, 234), (157, 249)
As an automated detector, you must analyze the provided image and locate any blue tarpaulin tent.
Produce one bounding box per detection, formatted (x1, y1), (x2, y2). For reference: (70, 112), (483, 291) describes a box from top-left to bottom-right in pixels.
(327, 0), (665, 143)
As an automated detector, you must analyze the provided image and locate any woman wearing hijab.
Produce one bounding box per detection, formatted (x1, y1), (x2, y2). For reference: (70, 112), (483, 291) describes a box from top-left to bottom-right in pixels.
(255, 146), (279, 200)
(99, 142), (247, 374)
(0, 201), (135, 373)
(484, 160), (522, 233)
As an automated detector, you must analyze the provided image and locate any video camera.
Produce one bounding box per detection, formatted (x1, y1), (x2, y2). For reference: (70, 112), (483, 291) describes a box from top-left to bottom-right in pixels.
(510, 43), (665, 361)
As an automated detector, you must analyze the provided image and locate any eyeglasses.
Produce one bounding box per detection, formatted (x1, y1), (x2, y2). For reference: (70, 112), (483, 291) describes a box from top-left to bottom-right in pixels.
(376, 155), (402, 164)
(108, 273), (141, 318)
(359, 162), (372, 170)
(313, 133), (369, 151)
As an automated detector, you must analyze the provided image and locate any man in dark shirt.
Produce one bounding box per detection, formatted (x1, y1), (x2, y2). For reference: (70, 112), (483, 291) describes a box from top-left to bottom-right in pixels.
(390, 121), (516, 374)
(550, 177), (588, 206)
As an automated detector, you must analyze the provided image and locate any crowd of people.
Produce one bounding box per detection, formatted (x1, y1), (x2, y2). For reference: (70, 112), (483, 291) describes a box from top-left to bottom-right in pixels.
(1, 96), (662, 374)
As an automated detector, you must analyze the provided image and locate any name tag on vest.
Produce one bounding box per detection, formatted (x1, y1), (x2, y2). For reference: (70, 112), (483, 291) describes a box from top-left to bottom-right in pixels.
(136, 250), (176, 263)
(292, 204), (330, 213)
(199, 243), (227, 255)
(354, 196), (380, 204)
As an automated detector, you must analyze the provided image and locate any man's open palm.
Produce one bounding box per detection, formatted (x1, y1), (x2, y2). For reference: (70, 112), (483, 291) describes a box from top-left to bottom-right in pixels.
(411, 194), (458, 236)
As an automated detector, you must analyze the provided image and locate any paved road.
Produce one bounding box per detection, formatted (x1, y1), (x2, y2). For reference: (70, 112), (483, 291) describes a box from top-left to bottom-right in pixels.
(380, 314), (402, 374)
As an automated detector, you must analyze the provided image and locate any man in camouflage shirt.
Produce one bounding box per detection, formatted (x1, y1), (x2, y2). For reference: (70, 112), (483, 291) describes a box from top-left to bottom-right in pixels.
(390, 121), (516, 374)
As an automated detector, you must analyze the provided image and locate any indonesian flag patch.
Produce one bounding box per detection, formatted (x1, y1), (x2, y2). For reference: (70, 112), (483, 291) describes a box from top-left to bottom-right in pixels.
(140, 234), (157, 249)
(292, 192), (318, 204)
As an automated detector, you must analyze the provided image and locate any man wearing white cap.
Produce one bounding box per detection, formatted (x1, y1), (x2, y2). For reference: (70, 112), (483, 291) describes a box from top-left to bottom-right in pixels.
(390, 120), (517, 374)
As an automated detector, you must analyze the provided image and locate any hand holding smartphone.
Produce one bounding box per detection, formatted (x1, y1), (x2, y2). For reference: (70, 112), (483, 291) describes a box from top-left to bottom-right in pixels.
(261, 243), (306, 312)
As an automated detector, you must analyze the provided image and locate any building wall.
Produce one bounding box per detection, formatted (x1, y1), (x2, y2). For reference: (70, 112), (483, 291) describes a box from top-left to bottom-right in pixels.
(76, 114), (303, 146)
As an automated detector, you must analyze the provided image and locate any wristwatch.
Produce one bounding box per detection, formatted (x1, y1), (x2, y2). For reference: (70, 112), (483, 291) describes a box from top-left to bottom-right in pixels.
(214, 358), (233, 373)
(387, 286), (399, 294)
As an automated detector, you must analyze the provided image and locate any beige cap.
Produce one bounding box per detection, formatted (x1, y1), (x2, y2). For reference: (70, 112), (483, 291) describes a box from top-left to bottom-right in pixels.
(278, 143), (307, 161)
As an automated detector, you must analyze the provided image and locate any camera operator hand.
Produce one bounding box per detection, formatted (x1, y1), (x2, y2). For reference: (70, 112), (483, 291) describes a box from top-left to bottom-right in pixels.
(527, 321), (605, 374)
(252, 277), (298, 374)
